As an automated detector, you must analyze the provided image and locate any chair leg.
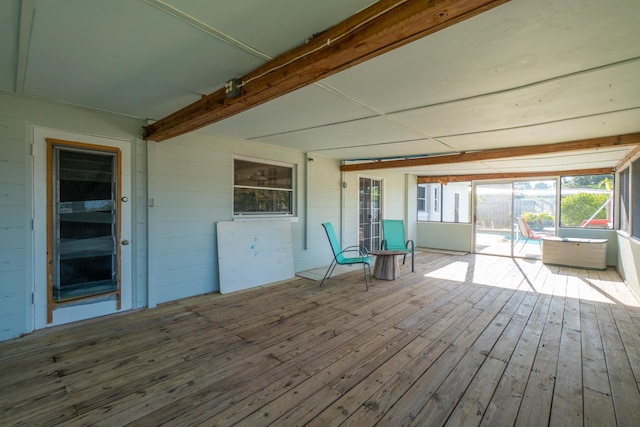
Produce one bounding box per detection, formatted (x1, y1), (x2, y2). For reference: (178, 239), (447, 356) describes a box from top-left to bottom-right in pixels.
(320, 260), (337, 287)
(362, 262), (370, 291)
(411, 250), (414, 272)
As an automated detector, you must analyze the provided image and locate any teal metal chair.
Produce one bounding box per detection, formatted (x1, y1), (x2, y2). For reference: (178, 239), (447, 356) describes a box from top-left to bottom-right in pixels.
(381, 219), (414, 272)
(320, 222), (371, 290)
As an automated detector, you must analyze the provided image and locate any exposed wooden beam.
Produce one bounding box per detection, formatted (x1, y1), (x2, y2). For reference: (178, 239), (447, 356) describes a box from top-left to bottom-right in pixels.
(417, 167), (615, 184)
(145, 0), (510, 142)
(341, 132), (640, 172)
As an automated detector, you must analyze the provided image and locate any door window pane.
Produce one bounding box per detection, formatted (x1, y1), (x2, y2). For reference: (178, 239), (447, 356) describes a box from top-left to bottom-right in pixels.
(53, 148), (118, 302)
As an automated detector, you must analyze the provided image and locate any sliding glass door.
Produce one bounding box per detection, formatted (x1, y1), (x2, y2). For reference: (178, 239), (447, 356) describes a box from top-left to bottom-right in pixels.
(475, 183), (513, 256)
(475, 180), (556, 258)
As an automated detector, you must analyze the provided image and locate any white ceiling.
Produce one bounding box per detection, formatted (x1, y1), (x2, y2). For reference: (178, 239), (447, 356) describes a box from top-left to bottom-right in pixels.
(2, 0), (640, 177)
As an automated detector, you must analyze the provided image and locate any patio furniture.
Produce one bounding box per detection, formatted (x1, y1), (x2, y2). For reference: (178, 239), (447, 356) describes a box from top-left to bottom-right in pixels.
(542, 236), (608, 270)
(515, 217), (545, 248)
(381, 219), (415, 272)
(369, 250), (407, 280)
(320, 222), (371, 290)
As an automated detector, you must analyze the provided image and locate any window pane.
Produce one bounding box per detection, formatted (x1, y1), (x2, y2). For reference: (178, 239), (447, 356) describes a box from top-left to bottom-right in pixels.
(619, 167), (630, 232)
(560, 174), (613, 228)
(419, 184), (441, 221)
(53, 148), (117, 302)
(233, 159), (294, 215)
(418, 182), (471, 223)
(233, 188), (292, 215)
(442, 182), (471, 223)
(234, 159), (292, 189)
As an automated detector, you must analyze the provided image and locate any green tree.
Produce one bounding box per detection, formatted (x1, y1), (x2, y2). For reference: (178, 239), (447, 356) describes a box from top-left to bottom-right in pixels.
(562, 174), (613, 189)
(560, 193), (608, 226)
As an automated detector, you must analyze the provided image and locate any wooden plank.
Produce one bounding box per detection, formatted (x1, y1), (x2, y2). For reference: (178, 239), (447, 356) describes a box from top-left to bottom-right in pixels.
(611, 305), (640, 385)
(131, 367), (310, 426)
(548, 327), (583, 426)
(480, 290), (552, 426)
(579, 302), (616, 427)
(514, 298), (561, 426)
(444, 356), (507, 427)
(234, 326), (407, 426)
(374, 283), (530, 424)
(596, 303), (640, 427)
(1, 253), (638, 426)
(308, 334), (435, 427)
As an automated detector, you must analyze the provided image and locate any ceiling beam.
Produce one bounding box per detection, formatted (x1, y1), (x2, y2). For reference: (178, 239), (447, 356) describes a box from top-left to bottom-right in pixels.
(340, 132), (640, 172)
(417, 167), (615, 184)
(145, 0), (510, 142)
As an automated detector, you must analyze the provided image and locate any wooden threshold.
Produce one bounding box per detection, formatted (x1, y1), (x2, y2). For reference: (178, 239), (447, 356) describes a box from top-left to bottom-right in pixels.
(2, 252), (640, 425)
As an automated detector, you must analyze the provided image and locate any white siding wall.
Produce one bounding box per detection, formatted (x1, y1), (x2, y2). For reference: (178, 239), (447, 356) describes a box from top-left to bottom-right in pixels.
(305, 156), (342, 267)
(617, 233), (640, 298)
(417, 222), (474, 252)
(147, 132), (344, 303)
(0, 91), (356, 341)
(0, 92), (146, 340)
(135, 139), (149, 307)
(0, 115), (29, 340)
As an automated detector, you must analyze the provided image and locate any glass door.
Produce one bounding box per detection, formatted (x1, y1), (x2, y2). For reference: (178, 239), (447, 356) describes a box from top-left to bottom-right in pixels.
(475, 180), (556, 259)
(359, 177), (381, 251)
(47, 143), (122, 322)
(513, 179), (556, 258)
(475, 183), (513, 256)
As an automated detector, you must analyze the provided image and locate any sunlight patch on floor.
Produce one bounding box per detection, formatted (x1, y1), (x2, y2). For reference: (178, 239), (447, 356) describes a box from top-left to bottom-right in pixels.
(424, 261), (469, 282)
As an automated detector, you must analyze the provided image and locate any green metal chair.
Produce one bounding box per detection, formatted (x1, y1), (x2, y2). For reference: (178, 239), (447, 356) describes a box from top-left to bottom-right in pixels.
(381, 219), (415, 272)
(320, 222), (371, 290)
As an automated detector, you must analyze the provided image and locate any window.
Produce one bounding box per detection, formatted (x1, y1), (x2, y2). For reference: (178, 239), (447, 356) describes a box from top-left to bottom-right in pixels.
(233, 158), (294, 216)
(417, 185), (426, 212)
(417, 182), (471, 223)
(619, 167), (630, 233)
(560, 174), (613, 229)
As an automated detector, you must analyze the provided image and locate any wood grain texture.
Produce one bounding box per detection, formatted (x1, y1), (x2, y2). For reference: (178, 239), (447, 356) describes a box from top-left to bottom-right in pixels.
(2, 252), (640, 426)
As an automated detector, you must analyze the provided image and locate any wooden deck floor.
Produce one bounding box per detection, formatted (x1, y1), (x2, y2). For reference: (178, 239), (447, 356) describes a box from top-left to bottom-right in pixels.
(3, 252), (640, 426)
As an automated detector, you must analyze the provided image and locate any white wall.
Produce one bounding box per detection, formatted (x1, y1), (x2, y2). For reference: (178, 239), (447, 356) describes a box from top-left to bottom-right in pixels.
(0, 92), (146, 340)
(617, 233), (640, 298)
(147, 132), (344, 304)
(416, 222), (474, 252)
(0, 114), (29, 340)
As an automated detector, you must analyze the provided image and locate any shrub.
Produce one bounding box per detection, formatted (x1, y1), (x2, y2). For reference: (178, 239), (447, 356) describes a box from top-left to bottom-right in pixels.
(560, 193), (608, 227)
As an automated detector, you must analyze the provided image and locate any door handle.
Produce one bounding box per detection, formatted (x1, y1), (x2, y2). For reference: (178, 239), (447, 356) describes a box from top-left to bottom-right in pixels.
(121, 240), (130, 245)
